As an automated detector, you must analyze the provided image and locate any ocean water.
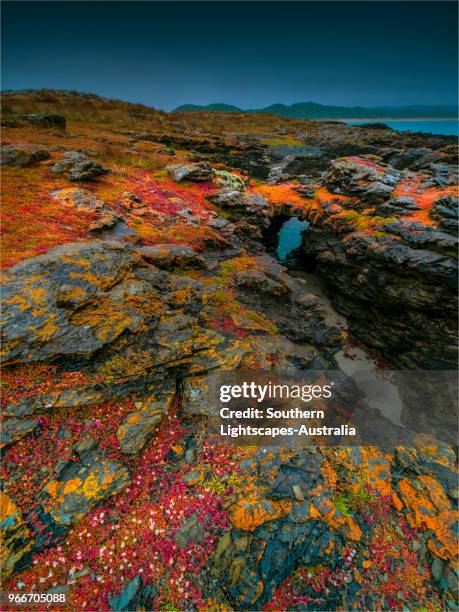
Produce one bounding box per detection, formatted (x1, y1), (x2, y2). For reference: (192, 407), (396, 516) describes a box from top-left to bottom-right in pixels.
(347, 119), (458, 136)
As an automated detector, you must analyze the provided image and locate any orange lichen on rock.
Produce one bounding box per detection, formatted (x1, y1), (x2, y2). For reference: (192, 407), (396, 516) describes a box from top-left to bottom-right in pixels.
(315, 185), (351, 206)
(43, 459), (130, 525)
(360, 453), (392, 497)
(250, 182), (314, 212)
(394, 178), (459, 226)
(228, 480), (292, 531)
(397, 475), (458, 560)
(322, 510), (363, 542)
(0, 491), (33, 583)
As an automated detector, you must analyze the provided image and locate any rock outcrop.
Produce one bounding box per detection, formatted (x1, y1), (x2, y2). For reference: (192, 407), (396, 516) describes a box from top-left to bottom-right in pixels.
(1, 89), (457, 610)
(52, 151), (109, 181)
(42, 448), (130, 526)
(324, 156), (403, 202)
(210, 444), (458, 610)
(1, 239), (339, 417)
(19, 114), (66, 130)
(50, 188), (121, 231)
(167, 162), (214, 182)
(1, 145), (50, 167)
(299, 156), (458, 369)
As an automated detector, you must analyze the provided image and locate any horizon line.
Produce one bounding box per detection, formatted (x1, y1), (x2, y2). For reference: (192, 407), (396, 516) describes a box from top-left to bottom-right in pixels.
(1, 88), (458, 112)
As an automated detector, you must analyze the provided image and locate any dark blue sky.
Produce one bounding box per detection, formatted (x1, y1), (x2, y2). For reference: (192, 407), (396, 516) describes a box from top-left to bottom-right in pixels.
(2, 1), (457, 111)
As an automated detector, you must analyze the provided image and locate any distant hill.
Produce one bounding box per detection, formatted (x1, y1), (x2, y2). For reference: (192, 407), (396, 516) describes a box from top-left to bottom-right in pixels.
(173, 101), (458, 119)
(173, 103), (243, 113)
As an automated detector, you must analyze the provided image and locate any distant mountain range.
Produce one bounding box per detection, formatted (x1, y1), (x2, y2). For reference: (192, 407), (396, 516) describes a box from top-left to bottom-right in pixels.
(173, 102), (458, 120)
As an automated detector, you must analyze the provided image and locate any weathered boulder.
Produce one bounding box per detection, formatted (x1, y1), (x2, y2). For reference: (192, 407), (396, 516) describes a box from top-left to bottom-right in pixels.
(50, 187), (105, 211)
(213, 169), (245, 191)
(247, 335), (320, 371)
(118, 191), (144, 210)
(208, 188), (244, 207)
(210, 190), (269, 214)
(430, 195), (459, 234)
(52, 151), (87, 171)
(1, 145), (50, 167)
(181, 335), (323, 419)
(431, 194), (458, 219)
(324, 156), (403, 202)
(396, 473), (457, 566)
(223, 140), (274, 179)
(267, 451), (324, 500)
(225, 255), (343, 356)
(68, 159), (109, 181)
(117, 410), (163, 455)
(232, 256), (292, 296)
(88, 210), (121, 231)
(386, 148), (432, 170)
(19, 113), (66, 130)
(206, 216), (232, 229)
(2, 242), (296, 410)
(209, 189), (273, 229)
(167, 162), (213, 182)
(213, 441), (459, 609)
(382, 221), (458, 257)
(4, 385), (115, 419)
(378, 195), (422, 217)
(52, 151), (109, 181)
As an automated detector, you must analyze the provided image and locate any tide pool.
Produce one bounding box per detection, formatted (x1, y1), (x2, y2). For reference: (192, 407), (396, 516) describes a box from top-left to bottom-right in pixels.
(276, 217), (309, 261)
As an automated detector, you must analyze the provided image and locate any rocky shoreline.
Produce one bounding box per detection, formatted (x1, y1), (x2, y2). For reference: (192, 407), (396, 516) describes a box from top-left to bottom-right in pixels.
(1, 90), (458, 610)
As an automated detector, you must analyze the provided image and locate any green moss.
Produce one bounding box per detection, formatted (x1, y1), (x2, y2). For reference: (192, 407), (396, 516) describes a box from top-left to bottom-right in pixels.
(218, 260), (238, 280)
(340, 209), (391, 233)
(333, 493), (352, 517)
(245, 309), (278, 334)
(161, 604), (180, 612)
(217, 255), (256, 283)
(381, 216), (398, 225)
(347, 478), (375, 512)
(261, 136), (304, 147)
(200, 473), (239, 494)
(213, 169), (245, 191)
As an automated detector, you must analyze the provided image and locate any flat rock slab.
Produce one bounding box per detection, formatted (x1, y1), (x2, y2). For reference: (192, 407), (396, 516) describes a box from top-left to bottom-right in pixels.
(43, 452), (130, 525)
